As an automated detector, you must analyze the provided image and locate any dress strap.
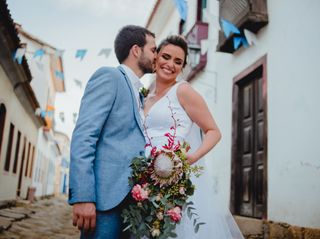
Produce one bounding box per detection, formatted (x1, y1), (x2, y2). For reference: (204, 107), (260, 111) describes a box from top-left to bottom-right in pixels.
(166, 81), (189, 99)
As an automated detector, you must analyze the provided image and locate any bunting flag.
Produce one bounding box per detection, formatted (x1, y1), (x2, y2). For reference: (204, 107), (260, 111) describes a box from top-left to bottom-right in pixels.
(73, 79), (83, 88)
(233, 37), (242, 50)
(174, 0), (188, 21)
(59, 112), (65, 122)
(244, 29), (257, 46)
(40, 110), (46, 118)
(35, 108), (42, 116)
(13, 47), (26, 64)
(233, 36), (249, 50)
(33, 49), (45, 59)
(98, 48), (111, 58)
(75, 49), (87, 60)
(46, 105), (55, 111)
(46, 111), (53, 117)
(220, 18), (240, 38)
(35, 106), (55, 119)
(44, 116), (52, 130)
(55, 70), (64, 80)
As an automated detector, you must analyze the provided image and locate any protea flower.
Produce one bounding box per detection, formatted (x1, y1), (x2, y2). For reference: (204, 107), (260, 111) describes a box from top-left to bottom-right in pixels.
(150, 151), (183, 187)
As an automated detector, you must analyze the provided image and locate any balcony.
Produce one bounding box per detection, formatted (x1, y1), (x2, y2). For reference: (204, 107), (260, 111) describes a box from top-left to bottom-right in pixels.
(217, 0), (268, 53)
(185, 21), (208, 81)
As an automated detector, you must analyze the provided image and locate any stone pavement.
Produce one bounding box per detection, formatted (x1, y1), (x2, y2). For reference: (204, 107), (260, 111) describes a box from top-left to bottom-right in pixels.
(0, 195), (80, 239)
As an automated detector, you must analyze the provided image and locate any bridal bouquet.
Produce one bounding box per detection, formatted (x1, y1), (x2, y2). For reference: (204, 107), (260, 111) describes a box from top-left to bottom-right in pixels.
(122, 134), (204, 239)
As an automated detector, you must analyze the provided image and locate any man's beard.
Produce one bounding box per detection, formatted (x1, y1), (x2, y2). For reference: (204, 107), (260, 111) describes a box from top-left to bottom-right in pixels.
(138, 55), (154, 74)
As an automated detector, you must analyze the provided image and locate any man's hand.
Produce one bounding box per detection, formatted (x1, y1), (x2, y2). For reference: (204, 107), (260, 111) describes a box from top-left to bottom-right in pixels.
(72, 202), (96, 231)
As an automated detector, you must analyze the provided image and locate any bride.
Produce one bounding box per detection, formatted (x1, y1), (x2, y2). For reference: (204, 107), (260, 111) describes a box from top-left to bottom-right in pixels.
(143, 35), (244, 239)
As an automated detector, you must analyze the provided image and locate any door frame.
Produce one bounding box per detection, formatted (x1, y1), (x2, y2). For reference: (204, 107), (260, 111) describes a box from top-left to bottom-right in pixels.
(230, 55), (268, 219)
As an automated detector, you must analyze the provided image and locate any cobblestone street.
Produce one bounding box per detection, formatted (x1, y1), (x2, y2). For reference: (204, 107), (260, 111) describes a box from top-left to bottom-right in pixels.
(0, 196), (79, 239)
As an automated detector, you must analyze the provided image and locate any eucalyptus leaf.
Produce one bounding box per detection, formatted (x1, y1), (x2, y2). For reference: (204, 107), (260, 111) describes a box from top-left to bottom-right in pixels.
(195, 222), (206, 233)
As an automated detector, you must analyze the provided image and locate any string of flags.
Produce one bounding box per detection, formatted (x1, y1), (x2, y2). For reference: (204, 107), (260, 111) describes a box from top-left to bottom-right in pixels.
(35, 105), (55, 118)
(220, 18), (257, 50)
(13, 46), (112, 65)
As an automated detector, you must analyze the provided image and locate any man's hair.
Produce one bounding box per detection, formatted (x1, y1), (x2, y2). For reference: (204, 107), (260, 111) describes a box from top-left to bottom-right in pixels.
(157, 35), (188, 68)
(114, 25), (155, 63)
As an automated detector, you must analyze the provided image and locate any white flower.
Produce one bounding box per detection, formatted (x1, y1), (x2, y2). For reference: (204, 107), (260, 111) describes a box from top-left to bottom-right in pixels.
(156, 212), (164, 220)
(151, 228), (161, 237)
(154, 153), (174, 178)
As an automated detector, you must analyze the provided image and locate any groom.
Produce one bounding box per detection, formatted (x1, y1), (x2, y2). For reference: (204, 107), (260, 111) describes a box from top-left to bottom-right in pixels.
(68, 25), (156, 238)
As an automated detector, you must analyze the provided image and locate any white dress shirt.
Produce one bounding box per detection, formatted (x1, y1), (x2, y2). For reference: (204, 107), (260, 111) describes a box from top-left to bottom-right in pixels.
(120, 64), (145, 122)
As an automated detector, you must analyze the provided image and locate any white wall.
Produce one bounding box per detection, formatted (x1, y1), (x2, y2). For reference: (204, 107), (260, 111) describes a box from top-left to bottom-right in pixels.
(214, 0), (320, 228)
(0, 66), (38, 201)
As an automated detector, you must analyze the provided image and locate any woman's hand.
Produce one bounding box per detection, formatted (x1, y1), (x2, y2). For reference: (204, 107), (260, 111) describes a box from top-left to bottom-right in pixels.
(186, 153), (199, 165)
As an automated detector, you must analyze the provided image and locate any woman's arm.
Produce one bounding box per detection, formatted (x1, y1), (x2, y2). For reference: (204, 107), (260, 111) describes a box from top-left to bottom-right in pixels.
(177, 83), (221, 164)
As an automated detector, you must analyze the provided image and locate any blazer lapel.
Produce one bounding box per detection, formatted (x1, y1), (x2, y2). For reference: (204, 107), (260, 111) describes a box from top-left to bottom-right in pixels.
(117, 66), (144, 134)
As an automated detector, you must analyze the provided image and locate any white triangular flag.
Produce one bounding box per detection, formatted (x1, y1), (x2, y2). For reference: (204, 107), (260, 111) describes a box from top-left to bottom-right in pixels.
(244, 29), (258, 45)
(98, 48), (111, 58)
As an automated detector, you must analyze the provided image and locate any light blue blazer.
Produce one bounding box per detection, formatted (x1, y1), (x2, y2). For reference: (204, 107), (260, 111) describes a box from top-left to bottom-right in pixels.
(68, 66), (145, 211)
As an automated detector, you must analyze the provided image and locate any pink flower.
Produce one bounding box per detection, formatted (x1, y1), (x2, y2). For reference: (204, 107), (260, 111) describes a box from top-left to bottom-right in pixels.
(151, 146), (157, 157)
(166, 207), (182, 222)
(179, 186), (186, 195)
(131, 184), (149, 201)
(173, 141), (181, 151)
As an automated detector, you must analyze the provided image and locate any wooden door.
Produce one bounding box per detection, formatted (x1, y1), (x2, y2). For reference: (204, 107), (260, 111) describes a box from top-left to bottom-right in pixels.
(231, 56), (267, 218)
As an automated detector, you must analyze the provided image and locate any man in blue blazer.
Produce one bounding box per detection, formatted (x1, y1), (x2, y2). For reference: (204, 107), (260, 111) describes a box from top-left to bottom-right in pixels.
(69, 25), (157, 238)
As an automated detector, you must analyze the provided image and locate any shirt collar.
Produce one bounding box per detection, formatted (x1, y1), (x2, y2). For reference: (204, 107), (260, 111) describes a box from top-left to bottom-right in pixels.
(120, 64), (143, 91)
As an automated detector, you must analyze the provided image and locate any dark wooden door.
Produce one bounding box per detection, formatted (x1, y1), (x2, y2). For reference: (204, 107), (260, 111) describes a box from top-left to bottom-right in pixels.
(231, 56), (267, 219)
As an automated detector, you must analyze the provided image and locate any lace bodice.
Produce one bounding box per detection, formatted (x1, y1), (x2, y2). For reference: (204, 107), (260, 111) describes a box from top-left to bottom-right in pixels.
(143, 81), (193, 154)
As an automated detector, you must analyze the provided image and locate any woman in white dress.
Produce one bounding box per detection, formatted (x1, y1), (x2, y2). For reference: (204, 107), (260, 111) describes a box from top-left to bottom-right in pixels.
(143, 35), (244, 238)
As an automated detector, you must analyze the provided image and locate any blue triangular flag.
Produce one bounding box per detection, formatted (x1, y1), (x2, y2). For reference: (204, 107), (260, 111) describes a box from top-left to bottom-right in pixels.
(241, 36), (249, 48)
(33, 49), (45, 59)
(55, 70), (64, 80)
(233, 37), (242, 50)
(13, 48), (26, 64)
(75, 49), (87, 61)
(40, 110), (46, 118)
(233, 36), (249, 50)
(46, 111), (53, 117)
(174, 0), (188, 21)
(220, 18), (240, 38)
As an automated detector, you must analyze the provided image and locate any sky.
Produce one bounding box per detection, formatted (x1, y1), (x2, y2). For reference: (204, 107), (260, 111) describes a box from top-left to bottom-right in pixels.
(7, 0), (157, 138)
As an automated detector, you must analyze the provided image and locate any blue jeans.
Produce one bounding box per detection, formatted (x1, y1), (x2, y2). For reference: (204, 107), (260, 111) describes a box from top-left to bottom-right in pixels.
(80, 195), (131, 239)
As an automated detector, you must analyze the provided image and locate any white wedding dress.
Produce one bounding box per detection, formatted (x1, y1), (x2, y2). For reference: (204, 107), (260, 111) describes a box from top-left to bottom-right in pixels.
(143, 81), (244, 239)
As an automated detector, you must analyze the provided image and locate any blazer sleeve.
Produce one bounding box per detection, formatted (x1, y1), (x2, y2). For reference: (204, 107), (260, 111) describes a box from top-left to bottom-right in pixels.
(68, 67), (117, 205)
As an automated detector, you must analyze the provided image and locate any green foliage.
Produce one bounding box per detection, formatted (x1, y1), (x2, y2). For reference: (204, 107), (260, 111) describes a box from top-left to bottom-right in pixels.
(122, 142), (205, 238)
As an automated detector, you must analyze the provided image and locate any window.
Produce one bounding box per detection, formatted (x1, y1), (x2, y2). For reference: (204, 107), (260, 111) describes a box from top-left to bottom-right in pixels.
(59, 112), (65, 122)
(0, 104), (6, 158)
(13, 131), (21, 174)
(29, 145), (35, 178)
(4, 123), (15, 172)
(197, 0), (207, 21)
(24, 142), (31, 177)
